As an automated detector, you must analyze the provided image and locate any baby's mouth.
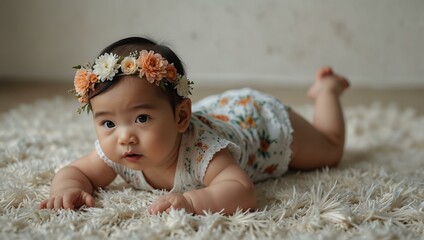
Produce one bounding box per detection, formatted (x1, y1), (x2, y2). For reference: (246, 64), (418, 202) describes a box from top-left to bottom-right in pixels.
(124, 152), (143, 161)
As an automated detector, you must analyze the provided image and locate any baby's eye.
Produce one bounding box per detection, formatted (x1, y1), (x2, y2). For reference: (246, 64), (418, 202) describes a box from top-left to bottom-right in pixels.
(102, 120), (115, 129)
(136, 115), (150, 124)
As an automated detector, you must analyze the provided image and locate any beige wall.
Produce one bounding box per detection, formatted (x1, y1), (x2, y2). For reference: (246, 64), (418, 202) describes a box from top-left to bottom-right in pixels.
(1, 0), (423, 88)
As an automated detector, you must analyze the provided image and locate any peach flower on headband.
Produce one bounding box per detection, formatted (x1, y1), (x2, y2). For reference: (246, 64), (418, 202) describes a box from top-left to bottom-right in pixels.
(138, 50), (168, 83)
(74, 69), (97, 96)
(78, 96), (89, 104)
(121, 56), (138, 74)
(165, 64), (177, 81)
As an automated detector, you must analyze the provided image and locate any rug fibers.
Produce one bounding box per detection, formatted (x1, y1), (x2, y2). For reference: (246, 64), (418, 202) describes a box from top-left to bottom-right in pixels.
(0, 97), (423, 239)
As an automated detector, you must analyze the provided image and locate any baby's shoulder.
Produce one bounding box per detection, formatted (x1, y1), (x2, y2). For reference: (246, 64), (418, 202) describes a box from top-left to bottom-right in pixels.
(182, 114), (241, 165)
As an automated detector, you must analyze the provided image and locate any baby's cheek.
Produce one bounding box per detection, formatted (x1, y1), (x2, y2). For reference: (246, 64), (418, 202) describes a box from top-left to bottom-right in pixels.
(145, 129), (177, 152)
(100, 138), (119, 161)
(144, 131), (167, 149)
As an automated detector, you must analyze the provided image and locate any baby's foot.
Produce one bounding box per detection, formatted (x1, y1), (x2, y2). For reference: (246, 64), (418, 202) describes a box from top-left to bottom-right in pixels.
(307, 67), (350, 100)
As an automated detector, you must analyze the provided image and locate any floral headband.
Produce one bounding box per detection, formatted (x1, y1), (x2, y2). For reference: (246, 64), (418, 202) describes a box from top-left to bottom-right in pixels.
(72, 50), (193, 113)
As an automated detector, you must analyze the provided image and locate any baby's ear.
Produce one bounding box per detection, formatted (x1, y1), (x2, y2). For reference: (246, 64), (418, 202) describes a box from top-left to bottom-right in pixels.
(176, 98), (192, 132)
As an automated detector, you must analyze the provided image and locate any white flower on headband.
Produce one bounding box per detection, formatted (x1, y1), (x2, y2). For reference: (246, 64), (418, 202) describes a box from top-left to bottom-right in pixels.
(93, 53), (120, 81)
(175, 75), (192, 98)
(121, 56), (138, 74)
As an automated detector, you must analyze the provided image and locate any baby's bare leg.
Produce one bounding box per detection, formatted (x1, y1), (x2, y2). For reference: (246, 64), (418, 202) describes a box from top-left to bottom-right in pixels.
(289, 67), (350, 170)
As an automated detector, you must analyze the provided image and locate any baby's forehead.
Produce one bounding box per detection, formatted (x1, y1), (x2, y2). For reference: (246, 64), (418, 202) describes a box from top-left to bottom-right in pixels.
(93, 77), (171, 107)
(117, 75), (179, 107)
(125, 78), (173, 104)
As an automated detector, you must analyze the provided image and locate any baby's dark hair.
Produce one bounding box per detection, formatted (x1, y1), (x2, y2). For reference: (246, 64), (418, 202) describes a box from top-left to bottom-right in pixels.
(88, 37), (187, 112)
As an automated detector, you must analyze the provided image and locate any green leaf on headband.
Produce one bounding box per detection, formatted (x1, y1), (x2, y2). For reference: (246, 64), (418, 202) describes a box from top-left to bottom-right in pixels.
(73, 65), (82, 69)
(77, 103), (92, 114)
(76, 107), (83, 114)
(159, 81), (166, 91)
(85, 104), (92, 114)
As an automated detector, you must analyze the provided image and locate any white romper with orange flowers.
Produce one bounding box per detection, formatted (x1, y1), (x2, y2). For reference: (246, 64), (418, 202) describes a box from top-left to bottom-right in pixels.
(95, 88), (293, 193)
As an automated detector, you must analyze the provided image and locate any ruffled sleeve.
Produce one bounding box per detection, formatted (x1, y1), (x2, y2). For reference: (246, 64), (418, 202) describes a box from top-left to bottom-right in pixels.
(95, 140), (119, 169)
(179, 115), (241, 186)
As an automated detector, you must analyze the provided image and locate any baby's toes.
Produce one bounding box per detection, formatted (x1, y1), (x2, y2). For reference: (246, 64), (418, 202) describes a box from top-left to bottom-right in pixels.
(316, 67), (333, 80)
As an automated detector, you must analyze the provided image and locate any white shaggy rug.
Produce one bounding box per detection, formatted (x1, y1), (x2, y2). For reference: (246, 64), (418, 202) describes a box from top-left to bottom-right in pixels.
(1, 97), (423, 239)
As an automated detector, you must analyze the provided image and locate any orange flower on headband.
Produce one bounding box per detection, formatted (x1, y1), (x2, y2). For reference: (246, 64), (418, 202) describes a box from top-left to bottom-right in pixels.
(74, 69), (97, 96)
(138, 50), (168, 83)
(165, 64), (177, 81)
(78, 96), (89, 104)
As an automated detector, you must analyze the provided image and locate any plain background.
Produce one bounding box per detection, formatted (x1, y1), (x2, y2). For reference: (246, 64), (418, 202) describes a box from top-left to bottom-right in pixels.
(1, 0), (423, 89)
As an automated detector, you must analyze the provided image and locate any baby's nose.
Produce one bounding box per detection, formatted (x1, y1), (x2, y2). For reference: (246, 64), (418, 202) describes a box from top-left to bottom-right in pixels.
(119, 129), (138, 145)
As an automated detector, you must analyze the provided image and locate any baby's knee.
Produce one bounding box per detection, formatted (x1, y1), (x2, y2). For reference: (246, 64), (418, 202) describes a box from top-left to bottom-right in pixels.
(327, 141), (344, 167)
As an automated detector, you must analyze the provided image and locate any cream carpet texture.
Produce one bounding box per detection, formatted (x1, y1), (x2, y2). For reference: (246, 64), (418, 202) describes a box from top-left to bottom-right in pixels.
(0, 97), (423, 239)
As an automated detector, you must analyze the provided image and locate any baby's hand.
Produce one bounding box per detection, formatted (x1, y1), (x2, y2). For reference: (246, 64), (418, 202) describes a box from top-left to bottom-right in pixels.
(148, 193), (194, 214)
(38, 188), (95, 210)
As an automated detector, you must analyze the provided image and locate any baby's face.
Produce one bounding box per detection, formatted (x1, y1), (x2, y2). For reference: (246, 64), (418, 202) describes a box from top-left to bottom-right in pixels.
(90, 76), (185, 171)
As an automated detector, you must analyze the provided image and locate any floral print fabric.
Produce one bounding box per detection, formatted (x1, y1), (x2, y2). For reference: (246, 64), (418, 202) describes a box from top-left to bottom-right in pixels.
(191, 88), (293, 183)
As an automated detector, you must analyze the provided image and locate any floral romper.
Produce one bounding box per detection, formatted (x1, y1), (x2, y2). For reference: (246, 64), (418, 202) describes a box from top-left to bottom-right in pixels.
(96, 88), (294, 192)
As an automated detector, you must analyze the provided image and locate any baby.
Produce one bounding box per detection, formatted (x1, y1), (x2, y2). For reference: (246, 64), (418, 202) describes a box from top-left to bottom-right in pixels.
(39, 37), (350, 215)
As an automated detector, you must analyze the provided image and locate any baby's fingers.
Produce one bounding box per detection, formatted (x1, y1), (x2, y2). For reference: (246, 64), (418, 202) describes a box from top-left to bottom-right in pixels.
(46, 197), (55, 209)
(149, 199), (172, 214)
(54, 196), (65, 210)
(38, 199), (49, 209)
(38, 197), (59, 210)
(61, 191), (95, 209)
(81, 191), (95, 207)
(38, 196), (67, 210)
(62, 194), (75, 210)
(38, 191), (95, 211)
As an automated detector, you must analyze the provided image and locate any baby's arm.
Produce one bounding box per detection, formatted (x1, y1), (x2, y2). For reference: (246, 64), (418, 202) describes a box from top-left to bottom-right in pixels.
(39, 150), (117, 210)
(149, 148), (256, 215)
